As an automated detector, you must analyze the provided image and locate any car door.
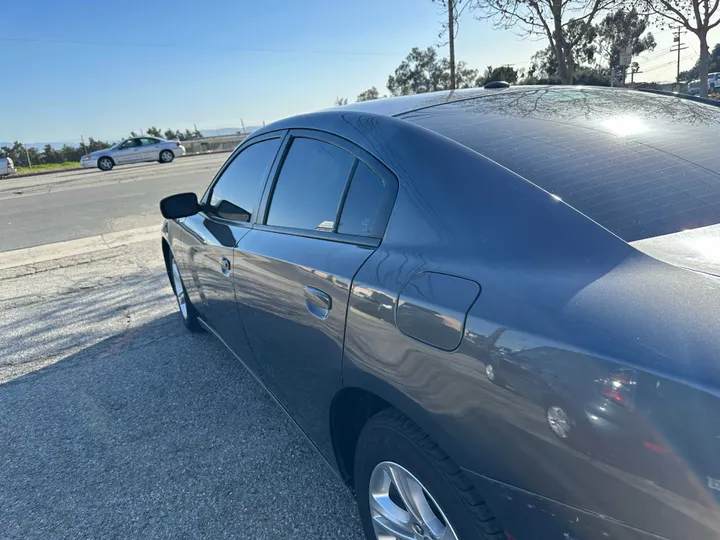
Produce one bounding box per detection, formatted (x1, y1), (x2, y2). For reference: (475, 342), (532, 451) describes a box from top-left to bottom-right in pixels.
(180, 134), (284, 371)
(139, 137), (161, 161)
(232, 131), (397, 458)
(113, 138), (143, 164)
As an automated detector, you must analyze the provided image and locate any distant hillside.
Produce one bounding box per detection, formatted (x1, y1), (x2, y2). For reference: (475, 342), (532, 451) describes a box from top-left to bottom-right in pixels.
(0, 141), (79, 151)
(1, 126), (261, 151)
(199, 126), (260, 137)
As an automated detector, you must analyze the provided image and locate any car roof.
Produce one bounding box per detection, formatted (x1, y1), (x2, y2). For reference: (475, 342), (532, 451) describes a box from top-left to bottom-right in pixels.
(255, 86), (720, 241)
(398, 86), (720, 242)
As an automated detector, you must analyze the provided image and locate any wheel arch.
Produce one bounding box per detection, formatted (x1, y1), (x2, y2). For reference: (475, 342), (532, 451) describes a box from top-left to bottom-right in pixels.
(329, 377), (463, 493)
(329, 387), (391, 491)
(161, 237), (171, 278)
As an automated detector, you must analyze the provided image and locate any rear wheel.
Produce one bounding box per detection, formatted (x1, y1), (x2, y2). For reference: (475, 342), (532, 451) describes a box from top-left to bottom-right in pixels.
(169, 254), (201, 331)
(159, 149), (175, 163)
(355, 409), (505, 540)
(98, 156), (114, 171)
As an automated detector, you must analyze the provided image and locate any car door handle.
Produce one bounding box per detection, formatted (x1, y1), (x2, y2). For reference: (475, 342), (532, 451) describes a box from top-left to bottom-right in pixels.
(304, 286), (331, 319)
(220, 256), (231, 276)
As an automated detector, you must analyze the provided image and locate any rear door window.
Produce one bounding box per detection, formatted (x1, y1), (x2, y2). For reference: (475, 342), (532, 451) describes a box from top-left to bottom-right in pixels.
(266, 137), (354, 231)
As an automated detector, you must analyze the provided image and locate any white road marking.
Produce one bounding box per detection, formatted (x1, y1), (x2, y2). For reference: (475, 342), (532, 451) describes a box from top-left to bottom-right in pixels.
(0, 225), (160, 270)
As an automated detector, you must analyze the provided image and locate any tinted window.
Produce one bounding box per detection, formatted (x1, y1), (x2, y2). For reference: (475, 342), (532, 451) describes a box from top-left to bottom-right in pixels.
(404, 88), (720, 241)
(338, 162), (385, 237)
(140, 137), (160, 145)
(267, 138), (354, 231)
(209, 138), (281, 221)
(118, 139), (140, 149)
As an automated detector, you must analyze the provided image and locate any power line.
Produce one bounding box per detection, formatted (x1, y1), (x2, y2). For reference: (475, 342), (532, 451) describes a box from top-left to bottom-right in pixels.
(642, 56), (694, 74)
(0, 36), (401, 57)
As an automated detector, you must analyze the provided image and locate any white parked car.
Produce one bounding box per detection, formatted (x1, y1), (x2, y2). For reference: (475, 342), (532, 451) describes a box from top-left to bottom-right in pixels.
(81, 137), (186, 171)
(687, 79), (701, 95)
(709, 72), (720, 93)
(0, 157), (15, 176)
(687, 73), (719, 96)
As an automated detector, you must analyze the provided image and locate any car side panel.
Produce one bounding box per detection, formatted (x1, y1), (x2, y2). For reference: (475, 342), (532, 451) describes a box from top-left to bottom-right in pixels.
(335, 115), (720, 540)
(233, 229), (375, 462)
(180, 213), (259, 372)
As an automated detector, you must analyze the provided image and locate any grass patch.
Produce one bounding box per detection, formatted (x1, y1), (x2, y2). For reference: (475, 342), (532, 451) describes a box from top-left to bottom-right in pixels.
(15, 162), (81, 175)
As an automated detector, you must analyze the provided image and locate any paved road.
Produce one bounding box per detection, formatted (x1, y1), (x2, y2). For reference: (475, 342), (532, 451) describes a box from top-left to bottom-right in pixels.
(0, 154), (227, 252)
(0, 240), (365, 539)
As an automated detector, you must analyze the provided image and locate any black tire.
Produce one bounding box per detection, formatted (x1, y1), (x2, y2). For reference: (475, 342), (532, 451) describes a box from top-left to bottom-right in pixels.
(98, 156), (114, 171)
(168, 253), (201, 332)
(159, 149), (175, 164)
(355, 408), (505, 540)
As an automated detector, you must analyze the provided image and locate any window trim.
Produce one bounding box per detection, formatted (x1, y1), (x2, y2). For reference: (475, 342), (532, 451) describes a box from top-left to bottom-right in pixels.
(257, 129), (398, 242)
(199, 130), (287, 226)
(253, 223), (380, 248)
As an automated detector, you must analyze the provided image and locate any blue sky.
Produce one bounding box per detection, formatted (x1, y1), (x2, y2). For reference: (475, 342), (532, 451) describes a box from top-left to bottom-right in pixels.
(1, 0), (713, 143)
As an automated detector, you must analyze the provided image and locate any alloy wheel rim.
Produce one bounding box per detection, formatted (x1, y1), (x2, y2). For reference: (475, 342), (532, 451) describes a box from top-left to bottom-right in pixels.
(161, 151), (172, 162)
(546, 405), (571, 439)
(369, 461), (458, 540)
(485, 364), (495, 381)
(171, 260), (187, 319)
(100, 158), (111, 169)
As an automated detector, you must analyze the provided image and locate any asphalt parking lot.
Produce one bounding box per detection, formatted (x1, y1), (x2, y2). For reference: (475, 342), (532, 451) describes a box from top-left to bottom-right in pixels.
(0, 160), (366, 539)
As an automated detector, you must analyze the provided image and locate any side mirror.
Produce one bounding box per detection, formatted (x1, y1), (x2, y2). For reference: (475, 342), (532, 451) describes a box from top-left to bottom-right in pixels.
(215, 200), (251, 222)
(160, 192), (199, 219)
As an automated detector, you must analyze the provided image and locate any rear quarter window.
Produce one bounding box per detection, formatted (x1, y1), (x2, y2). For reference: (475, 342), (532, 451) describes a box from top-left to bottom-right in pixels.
(404, 90), (720, 241)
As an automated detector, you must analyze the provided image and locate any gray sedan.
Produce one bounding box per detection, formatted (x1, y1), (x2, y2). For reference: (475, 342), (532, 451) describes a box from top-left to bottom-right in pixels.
(81, 137), (185, 171)
(159, 87), (720, 540)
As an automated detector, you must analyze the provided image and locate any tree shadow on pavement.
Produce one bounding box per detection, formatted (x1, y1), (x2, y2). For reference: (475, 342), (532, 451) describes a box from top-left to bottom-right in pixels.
(0, 313), (363, 540)
(0, 255), (174, 380)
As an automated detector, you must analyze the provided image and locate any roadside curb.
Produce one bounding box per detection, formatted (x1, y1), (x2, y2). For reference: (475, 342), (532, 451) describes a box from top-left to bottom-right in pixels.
(6, 149), (233, 179)
(0, 225), (159, 271)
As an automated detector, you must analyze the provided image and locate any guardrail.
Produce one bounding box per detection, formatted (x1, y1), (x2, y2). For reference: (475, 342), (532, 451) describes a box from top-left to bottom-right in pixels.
(181, 134), (248, 154)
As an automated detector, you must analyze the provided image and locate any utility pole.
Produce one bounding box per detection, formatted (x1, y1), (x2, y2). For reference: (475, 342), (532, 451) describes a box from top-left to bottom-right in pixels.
(240, 118), (246, 135)
(80, 134), (87, 155)
(24, 144), (33, 173)
(448, 0), (456, 90)
(672, 27), (688, 92)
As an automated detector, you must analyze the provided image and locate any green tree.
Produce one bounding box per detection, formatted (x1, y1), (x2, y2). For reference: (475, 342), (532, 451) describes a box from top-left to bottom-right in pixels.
(680, 43), (720, 82)
(642, 0), (720, 97)
(334, 97), (348, 106)
(86, 137), (110, 152)
(26, 147), (41, 166)
(478, 65), (519, 85)
(472, 0), (615, 84)
(164, 129), (179, 140)
(146, 126), (162, 137)
(387, 46), (478, 96)
(356, 87), (381, 101)
(60, 144), (81, 163)
(5, 142), (28, 167)
(184, 129), (195, 140)
(596, 8), (656, 83)
(42, 144), (60, 164)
